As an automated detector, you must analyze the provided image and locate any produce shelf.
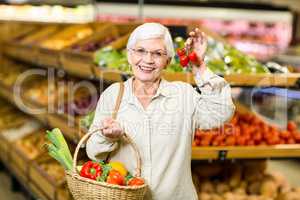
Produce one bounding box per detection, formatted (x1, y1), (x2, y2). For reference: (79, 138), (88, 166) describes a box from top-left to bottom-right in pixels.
(163, 71), (300, 87)
(1, 81), (300, 160)
(192, 145), (300, 160)
(4, 41), (300, 88)
(0, 82), (80, 142)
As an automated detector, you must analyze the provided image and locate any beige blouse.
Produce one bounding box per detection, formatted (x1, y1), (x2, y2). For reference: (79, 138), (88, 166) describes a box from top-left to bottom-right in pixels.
(86, 69), (235, 200)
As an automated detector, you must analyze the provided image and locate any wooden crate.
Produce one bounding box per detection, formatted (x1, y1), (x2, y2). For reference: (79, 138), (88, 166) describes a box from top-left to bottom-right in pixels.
(9, 129), (47, 176)
(162, 71), (195, 84)
(93, 66), (123, 82)
(60, 51), (94, 78)
(47, 114), (79, 142)
(3, 42), (38, 65)
(29, 156), (65, 200)
(15, 44), (38, 65)
(10, 160), (28, 184)
(0, 135), (9, 163)
(20, 25), (63, 45)
(36, 47), (61, 68)
(3, 42), (20, 59)
(29, 182), (51, 200)
(114, 22), (140, 36)
(60, 24), (120, 79)
(10, 148), (30, 176)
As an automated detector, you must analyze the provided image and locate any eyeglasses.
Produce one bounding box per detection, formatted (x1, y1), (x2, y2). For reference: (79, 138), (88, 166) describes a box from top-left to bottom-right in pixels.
(130, 48), (168, 60)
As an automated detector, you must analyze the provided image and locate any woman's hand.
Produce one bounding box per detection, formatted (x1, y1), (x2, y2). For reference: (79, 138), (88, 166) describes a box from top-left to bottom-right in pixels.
(100, 117), (123, 140)
(185, 28), (207, 74)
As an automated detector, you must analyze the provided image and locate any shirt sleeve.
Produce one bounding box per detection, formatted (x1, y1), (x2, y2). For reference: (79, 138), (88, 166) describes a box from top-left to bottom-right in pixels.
(192, 68), (235, 135)
(86, 84), (119, 161)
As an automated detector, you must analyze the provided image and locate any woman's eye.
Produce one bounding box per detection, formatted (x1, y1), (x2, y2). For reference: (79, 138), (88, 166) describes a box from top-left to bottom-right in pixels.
(154, 52), (162, 57)
(137, 49), (146, 54)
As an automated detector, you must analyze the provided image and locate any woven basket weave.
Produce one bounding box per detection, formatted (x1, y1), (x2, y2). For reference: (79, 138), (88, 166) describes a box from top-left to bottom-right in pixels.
(66, 83), (148, 200)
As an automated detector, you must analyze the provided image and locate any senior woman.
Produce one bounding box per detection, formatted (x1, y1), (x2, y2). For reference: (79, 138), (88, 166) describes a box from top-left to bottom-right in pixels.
(86, 23), (235, 200)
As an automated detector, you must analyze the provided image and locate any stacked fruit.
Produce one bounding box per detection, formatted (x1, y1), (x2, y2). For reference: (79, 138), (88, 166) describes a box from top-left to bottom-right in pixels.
(193, 160), (300, 200)
(193, 112), (300, 147)
(79, 160), (145, 186)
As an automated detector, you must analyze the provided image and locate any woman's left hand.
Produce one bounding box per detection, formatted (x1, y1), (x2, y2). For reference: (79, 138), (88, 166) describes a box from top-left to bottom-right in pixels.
(185, 28), (207, 74)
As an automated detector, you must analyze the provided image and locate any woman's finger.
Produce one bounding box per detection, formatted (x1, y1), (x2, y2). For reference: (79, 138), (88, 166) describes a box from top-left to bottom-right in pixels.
(189, 31), (196, 37)
(102, 128), (113, 135)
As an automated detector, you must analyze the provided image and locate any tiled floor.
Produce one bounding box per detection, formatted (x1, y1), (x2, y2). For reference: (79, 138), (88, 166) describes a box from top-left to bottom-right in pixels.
(0, 160), (299, 200)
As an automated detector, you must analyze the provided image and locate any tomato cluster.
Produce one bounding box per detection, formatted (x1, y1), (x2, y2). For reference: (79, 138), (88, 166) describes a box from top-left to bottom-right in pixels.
(193, 112), (300, 146)
(177, 48), (200, 67)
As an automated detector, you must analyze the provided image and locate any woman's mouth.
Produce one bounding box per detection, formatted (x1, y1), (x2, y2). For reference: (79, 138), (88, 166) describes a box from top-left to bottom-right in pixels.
(138, 65), (155, 73)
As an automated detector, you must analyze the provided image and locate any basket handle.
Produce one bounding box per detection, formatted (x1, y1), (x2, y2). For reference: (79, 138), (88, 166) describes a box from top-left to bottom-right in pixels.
(72, 82), (143, 177)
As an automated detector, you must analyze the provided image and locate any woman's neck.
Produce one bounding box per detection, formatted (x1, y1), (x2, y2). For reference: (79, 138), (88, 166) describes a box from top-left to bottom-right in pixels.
(133, 77), (161, 98)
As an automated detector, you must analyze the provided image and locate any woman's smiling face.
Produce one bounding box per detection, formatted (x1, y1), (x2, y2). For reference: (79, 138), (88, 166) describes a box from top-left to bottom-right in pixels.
(128, 38), (170, 83)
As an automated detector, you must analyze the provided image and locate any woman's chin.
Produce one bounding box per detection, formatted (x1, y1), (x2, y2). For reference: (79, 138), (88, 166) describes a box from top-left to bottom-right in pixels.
(135, 73), (157, 82)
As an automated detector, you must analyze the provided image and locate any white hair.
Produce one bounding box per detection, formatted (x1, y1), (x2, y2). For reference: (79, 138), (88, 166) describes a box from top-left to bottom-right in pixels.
(126, 23), (175, 58)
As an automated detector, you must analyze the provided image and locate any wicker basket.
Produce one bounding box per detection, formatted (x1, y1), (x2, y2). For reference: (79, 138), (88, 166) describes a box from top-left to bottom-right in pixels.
(66, 131), (148, 200)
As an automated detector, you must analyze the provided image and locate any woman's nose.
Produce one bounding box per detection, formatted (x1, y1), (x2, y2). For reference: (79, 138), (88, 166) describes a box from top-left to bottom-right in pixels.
(144, 52), (155, 63)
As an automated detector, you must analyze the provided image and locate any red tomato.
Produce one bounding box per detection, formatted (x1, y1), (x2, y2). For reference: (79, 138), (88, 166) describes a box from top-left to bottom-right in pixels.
(202, 133), (213, 142)
(287, 121), (297, 131)
(237, 137), (246, 146)
(225, 136), (236, 146)
(292, 131), (300, 142)
(253, 133), (262, 142)
(259, 141), (267, 146)
(176, 48), (186, 57)
(128, 177), (145, 186)
(287, 138), (296, 144)
(106, 170), (125, 185)
(200, 139), (210, 146)
(195, 130), (202, 138)
(280, 130), (290, 140)
(218, 143), (225, 146)
(247, 140), (255, 146)
(179, 55), (189, 67)
(188, 51), (198, 63)
(212, 140), (220, 146)
(279, 139), (285, 144)
(192, 140), (197, 147)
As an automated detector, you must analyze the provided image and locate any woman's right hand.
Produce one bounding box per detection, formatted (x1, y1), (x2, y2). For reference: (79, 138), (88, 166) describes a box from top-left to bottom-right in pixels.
(100, 117), (124, 140)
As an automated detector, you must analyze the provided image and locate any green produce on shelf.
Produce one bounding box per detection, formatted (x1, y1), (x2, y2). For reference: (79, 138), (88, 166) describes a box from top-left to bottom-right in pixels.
(80, 110), (95, 130)
(94, 47), (132, 74)
(94, 36), (270, 75)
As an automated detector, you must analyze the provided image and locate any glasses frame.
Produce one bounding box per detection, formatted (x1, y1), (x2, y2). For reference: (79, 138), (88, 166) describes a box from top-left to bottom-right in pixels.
(129, 48), (168, 60)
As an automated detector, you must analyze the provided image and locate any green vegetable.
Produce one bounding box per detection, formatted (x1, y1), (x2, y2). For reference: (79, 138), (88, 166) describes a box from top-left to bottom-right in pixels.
(125, 172), (134, 183)
(97, 164), (112, 182)
(80, 111), (95, 130)
(45, 128), (73, 171)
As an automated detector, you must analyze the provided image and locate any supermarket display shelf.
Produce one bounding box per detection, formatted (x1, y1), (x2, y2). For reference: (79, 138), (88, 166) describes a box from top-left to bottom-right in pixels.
(1, 80), (300, 160)
(192, 145), (300, 160)
(4, 43), (300, 88)
(0, 82), (81, 143)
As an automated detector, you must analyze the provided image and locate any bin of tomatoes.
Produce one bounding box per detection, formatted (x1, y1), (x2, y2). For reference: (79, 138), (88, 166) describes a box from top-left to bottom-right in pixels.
(79, 160), (145, 186)
(193, 111), (300, 146)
